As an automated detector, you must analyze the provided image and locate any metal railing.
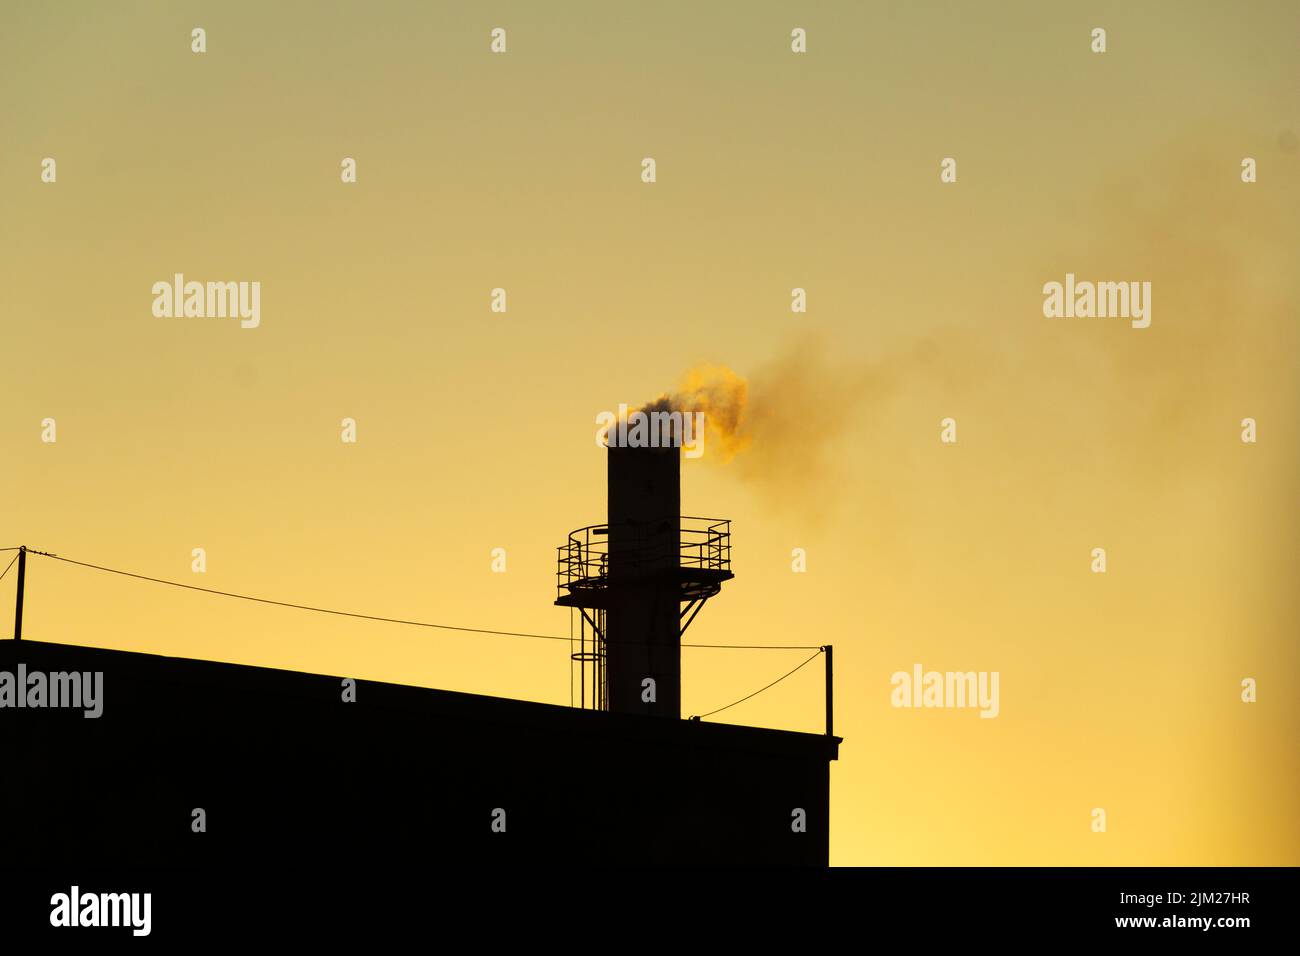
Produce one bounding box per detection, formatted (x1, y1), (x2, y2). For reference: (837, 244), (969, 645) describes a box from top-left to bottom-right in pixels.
(556, 517), (730, 596)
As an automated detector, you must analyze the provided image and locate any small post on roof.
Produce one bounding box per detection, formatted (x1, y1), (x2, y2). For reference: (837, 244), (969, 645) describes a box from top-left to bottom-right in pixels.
(823, 644), (833, 737)
(13, 546), (27, 641)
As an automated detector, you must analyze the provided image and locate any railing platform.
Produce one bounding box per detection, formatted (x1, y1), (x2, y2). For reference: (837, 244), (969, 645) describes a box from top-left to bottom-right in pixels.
(555, 516), (732, 608)
(555, 566), (733, 608)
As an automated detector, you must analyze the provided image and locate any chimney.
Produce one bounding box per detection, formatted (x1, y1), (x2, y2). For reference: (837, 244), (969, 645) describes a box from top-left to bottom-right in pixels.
(605, 443), (681, 716)
(556, 419), (732, 718)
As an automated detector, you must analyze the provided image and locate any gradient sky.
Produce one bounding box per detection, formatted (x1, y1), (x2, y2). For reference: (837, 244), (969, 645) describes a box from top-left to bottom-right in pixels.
(2, 1), (1297, 865)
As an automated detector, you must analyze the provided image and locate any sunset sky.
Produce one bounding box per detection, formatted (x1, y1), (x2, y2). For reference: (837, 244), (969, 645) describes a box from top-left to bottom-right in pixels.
(2, 1), (1297, 865)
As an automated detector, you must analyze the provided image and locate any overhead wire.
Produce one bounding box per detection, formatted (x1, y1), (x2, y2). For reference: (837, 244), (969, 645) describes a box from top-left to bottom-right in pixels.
(30, 550), (822, 650)
(693, 649), (825, 721)
(17, 548), (828, 720)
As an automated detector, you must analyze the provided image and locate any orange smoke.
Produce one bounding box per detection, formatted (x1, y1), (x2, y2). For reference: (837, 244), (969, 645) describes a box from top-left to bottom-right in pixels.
(637, 340), (898, 519)
(638, 363), (751, 459)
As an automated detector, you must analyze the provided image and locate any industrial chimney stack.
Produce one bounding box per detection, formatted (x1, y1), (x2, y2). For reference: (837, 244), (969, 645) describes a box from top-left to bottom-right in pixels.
(605, 443), (682, 715)
(556, 424), (733, 718)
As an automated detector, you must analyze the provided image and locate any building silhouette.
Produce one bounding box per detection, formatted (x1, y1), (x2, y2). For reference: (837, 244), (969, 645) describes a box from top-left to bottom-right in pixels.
(2, 436), (841, 865)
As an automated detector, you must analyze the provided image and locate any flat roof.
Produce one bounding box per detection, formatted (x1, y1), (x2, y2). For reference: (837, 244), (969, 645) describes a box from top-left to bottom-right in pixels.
(1, 640), (841, 762)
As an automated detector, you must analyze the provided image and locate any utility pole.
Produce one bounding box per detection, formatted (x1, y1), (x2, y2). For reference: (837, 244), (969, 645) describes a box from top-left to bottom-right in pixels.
(13, 546), (26, 640)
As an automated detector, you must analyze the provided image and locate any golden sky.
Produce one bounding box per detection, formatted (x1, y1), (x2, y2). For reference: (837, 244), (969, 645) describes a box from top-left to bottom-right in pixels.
(2, 1), (1297, 865)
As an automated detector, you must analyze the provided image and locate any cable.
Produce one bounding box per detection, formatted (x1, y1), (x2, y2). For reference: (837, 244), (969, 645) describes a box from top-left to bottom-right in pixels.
(0, 547), (22, 553)
(31, 550), (821, 650)
(39, 553), (576, 643)
(692, 649), (824, 720)
(683, 642), (821, 650)
(0, 553), (17, 582)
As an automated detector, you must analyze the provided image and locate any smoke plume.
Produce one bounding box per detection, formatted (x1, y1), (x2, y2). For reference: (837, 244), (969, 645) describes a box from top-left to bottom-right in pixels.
(638, 338), (896, 515)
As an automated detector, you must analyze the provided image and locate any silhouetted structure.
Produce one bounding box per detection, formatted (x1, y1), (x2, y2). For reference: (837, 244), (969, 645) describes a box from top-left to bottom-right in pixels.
(2, 640), (839, 865)
(3, 431), (841, 865)
(557, 438), (735, 716)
